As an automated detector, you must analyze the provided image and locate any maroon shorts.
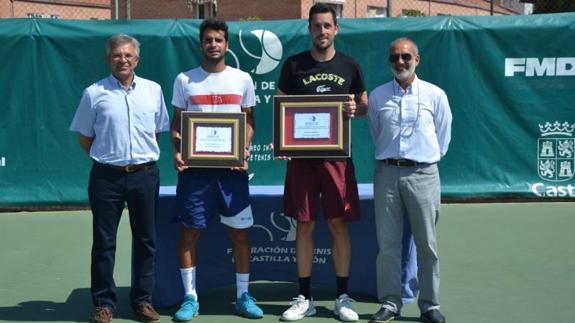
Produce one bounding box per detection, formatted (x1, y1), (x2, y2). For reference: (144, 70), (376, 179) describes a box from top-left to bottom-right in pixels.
(283, 159), (360, 222)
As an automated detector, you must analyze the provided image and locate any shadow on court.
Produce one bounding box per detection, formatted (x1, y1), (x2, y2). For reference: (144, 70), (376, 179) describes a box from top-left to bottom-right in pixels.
(0, 287), (91, 322)
(0, 288), (127, 322)
(0, 282), (384, 322)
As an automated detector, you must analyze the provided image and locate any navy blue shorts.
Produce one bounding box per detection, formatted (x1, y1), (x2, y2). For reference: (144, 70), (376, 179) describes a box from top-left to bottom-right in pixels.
(174, 168), (253, 229)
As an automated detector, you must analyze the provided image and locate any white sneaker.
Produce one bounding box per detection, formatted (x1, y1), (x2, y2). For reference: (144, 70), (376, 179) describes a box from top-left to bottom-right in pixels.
(281, 295), (316, 321)
(334, 293), (359, 322)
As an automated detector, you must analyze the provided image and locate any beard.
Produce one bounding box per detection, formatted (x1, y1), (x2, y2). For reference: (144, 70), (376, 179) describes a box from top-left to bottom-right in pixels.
(314, 43), (329, 52)
(203, 53), (225, 64)
(391, 64), (416, 82)
(313, 37), (332, 52)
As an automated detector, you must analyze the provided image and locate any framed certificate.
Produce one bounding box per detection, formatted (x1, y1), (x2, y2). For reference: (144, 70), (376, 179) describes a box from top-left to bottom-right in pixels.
(273, 95), (350, 158)
(181, 112), (246, 168)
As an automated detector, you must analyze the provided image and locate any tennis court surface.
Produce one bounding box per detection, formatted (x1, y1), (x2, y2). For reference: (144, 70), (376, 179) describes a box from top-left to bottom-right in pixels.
(1, 202), (573, 323)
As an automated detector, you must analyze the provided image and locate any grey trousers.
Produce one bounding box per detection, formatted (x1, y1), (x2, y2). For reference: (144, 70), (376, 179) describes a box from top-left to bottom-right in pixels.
(374, 162), (441, 313)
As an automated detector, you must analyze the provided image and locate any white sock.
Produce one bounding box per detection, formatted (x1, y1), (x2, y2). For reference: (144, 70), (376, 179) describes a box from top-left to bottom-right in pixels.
(180, 267), (197, 300)
(236, 272), (250, 299)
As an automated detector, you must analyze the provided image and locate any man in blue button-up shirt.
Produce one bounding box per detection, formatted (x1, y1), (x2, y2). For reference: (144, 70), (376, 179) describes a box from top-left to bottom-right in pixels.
(367, 38), (452, 323)
(70, 34), (169, 323)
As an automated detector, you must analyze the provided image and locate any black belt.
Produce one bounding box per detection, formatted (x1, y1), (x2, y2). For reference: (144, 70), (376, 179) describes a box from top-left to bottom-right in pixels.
(381, 158), (422, 167)
(96, 161), (156, 173)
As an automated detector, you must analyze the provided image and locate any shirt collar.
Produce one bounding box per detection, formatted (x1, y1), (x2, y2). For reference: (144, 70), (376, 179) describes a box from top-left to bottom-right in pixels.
(108, 74), (138, 90)
(392, 74), (419, 95)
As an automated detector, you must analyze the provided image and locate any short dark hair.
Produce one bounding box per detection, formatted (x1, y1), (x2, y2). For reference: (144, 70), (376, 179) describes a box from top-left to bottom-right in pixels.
(308, 3), (337, 26)
(199, 18), (228, 42)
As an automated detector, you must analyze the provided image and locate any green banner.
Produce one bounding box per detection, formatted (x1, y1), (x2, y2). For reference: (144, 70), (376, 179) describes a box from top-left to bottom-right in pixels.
(1, 14), (574, 206)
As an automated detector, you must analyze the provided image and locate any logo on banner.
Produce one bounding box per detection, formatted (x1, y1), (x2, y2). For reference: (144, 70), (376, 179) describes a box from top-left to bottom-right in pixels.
(531, 121), (575, 197)
(0, 156), (5, 167)
(233, 212), (331, 264)
(227, 29), (283, 75)
(505, 57), (575, 77)
(253, 212), (297, 242)
(537, 121), (575, 181)
(225, 29), (283, 175)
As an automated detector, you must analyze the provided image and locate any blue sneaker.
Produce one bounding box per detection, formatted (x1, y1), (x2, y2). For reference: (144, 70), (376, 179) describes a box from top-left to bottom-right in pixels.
(235, 292), (264, 319)
(173, 294), (199, 322)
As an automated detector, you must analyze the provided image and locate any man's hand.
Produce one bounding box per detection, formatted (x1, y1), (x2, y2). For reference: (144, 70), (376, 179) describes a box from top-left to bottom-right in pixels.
(173, 152), (188, 172)
(344, 94), (357, 118)
(269, 143), (290, 160)
(232, 147), (250, 171)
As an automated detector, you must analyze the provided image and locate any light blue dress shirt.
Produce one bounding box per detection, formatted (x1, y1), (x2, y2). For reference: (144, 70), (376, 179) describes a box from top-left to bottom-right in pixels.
(368, 76), (452, 163)
(69, 75), (170, 166)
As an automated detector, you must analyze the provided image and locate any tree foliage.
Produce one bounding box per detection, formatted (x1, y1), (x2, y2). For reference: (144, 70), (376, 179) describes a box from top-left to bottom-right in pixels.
(533, 0), (575, 13)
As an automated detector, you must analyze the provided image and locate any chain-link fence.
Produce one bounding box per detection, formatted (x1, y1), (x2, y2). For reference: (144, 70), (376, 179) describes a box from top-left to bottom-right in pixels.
(0, 0), (573, 20)
(0, 0), (111, 20)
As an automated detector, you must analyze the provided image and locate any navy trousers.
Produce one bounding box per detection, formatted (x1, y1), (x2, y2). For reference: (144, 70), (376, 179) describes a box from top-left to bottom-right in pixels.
(88, 162), (159, 310)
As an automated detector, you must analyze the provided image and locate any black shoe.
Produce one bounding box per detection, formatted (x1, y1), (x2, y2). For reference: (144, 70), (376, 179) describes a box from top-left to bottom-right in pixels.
(420, 309), (445, 323)
(369, 307), (398, 323)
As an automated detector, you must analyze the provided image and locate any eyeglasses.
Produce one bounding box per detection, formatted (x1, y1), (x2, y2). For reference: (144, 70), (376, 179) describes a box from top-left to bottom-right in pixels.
(388, 53), (412, 63)
(111, 54), (137, 62)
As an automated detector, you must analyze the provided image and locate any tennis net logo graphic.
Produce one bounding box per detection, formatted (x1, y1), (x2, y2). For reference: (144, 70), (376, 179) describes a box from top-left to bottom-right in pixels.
(252, 212), (297, 242)
(537, 121), (575, 182)
(247, 213), (331, 265)
(227, 29), (283, 75)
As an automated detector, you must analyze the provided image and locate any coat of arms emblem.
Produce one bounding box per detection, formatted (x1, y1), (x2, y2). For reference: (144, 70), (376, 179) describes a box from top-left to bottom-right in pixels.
(537, 121), (575, 182)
